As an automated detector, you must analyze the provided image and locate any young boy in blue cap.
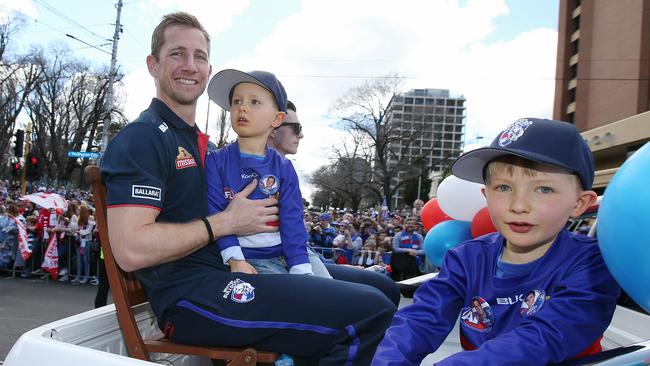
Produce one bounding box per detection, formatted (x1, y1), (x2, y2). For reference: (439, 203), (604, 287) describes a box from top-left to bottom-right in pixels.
(205, 69), (330, 278)
(373, 118), (621, 365)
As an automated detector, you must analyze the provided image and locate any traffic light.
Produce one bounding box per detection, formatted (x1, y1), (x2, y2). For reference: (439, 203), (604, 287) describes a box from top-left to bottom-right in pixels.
(14, 129), (24, 157)
(26, 152), (41, 181)
(11, 162), (21, 178)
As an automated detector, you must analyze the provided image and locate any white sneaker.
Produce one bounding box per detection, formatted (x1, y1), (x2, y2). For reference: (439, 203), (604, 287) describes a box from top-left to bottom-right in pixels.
(58, 274), (69, 282)
(59, 268), (68, 276)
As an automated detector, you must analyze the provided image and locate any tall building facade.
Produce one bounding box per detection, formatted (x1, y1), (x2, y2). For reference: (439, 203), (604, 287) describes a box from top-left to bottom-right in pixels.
(553, 0), (650, 131)
(553, 0), (650, 191)
(386, 88), (465, 207)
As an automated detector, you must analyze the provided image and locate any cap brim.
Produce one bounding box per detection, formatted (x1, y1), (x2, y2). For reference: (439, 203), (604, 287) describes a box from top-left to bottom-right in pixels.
(207, 69), (270, 110)
(450, 147), (525, 184)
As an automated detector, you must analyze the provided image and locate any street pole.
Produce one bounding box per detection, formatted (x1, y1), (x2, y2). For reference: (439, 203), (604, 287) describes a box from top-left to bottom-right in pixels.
(20, 122), (32, 195)
(101, 0), (123, 152)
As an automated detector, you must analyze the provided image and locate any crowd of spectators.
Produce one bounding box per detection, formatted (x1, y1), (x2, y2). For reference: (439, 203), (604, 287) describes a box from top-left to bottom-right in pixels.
(1, 178), (435, 284)
(0, 180), (101, 285)
(306, 199), (436, 281)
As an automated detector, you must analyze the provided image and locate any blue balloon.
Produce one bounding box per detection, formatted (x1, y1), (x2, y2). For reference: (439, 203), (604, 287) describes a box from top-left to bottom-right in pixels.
(598, 141), (650, 313)
(424, 220), (472, 267)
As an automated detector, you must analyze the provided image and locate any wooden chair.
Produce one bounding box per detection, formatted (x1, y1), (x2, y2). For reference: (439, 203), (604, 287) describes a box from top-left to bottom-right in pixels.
(84, 165), (279, 365)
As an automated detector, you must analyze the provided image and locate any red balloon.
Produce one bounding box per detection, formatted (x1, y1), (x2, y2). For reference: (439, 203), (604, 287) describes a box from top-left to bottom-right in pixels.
(471, 207), (497, 238)
(421, 198), (452, 231)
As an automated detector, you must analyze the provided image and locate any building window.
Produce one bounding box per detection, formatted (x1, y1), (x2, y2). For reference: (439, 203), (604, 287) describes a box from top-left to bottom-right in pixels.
(405, 97), (414, 104)
(415, 98), (424, 105)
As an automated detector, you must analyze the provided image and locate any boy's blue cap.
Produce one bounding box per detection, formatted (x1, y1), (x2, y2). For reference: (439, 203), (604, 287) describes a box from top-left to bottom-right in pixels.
(207, 69), (288, 113)
(319, 213), (331, 221)
(451, 118), (595, 189)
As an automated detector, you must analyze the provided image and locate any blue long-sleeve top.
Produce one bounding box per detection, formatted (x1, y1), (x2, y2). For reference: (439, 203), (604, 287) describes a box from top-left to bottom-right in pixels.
(373, 229), (620, 366)
(205, 141), (310, 274)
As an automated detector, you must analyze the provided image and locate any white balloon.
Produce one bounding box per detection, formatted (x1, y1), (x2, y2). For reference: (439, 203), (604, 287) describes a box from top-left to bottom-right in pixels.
(436, 175), (487, 222)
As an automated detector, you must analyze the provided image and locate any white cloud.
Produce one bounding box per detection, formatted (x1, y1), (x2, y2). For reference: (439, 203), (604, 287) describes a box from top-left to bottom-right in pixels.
(206, 0), (557, 200)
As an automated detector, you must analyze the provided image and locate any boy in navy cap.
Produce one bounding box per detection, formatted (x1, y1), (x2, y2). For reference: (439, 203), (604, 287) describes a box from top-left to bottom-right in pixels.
(205, 69), (331, 278)
(373, 118), (620, 365)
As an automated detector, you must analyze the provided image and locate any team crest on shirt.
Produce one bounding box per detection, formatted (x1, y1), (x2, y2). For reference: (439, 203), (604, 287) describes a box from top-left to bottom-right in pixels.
(175, 147), (197, 169)
(224, 188), (235, 201)
(460, 296), (494, 332)
(222, 278), (255, 303)
(520, 289), (546, 317)
(498, 118), (533, 147)
(259, 174), (279, 196)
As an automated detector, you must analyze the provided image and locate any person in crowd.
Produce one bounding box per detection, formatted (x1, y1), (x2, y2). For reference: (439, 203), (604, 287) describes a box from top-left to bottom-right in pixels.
(310, 212), (337, 247)
(58, 202), (78, 282)
(72, 204), (94, 284)
(268, 101), (400, 304)
(411, 199), (424, 219)
(100, 12), (395, 365)
(390, 217), (424, 281)
(205, 69), (329, 278)
(21, 215), (38, 277)
(267, 100), (303, 156)
(373, 118), (620, 365)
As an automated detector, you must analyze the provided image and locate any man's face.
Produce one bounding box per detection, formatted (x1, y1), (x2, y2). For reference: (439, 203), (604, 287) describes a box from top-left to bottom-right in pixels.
(269, 109), (303, 156)
(146, 25), (211, 112)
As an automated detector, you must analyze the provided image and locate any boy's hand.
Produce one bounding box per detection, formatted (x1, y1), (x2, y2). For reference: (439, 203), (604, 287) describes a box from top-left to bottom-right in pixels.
(228, 259), (257, 274)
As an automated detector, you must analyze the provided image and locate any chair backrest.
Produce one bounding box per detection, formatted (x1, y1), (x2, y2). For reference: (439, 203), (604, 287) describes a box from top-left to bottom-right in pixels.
(84, 165), (150, 360)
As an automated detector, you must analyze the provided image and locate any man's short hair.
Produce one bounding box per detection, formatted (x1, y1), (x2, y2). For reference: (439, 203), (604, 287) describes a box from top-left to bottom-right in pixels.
(151, 12), (211, 60)
(287, 100), (296, 112)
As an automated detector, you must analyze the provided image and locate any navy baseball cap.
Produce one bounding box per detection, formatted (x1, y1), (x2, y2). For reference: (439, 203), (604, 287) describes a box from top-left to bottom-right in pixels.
(319, 213), (332, 221)
(207, 69), (288, 113)
(451, 118), (595, 189)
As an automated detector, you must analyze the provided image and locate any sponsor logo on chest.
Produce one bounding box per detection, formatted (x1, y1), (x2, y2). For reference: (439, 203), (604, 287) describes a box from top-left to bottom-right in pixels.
(175, 146), (197, 170)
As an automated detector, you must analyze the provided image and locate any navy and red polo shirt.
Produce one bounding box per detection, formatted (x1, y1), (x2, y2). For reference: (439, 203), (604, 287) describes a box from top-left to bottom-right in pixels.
(100, 98), (226, 319)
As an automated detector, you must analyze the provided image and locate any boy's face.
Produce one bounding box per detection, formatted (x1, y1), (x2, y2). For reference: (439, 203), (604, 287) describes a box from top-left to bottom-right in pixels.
(482, 162), (596, 263)
(230, 82), (285, 139)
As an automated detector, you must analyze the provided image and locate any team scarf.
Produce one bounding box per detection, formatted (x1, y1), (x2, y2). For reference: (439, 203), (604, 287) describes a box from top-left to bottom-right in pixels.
(41, 234), (58, 280)
(399, 230), (421, 249)
(12, 216), (31, 261)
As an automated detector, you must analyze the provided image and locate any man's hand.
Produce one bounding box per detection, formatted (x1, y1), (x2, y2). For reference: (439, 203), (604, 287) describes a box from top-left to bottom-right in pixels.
(216, 179), (279, 237)
(228, 259), (258, 274)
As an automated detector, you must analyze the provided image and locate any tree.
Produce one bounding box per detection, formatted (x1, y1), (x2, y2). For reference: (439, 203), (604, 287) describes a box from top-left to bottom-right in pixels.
(213, 109), (231, 148)
(0, 16), (42, 175)
(309, 130), (374, 212)
(330, 74), (430, 210)
(25, 44), (126, 184)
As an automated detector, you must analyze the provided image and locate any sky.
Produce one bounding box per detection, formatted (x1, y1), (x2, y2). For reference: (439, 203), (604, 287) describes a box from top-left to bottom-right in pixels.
(2, 0), (559, 201)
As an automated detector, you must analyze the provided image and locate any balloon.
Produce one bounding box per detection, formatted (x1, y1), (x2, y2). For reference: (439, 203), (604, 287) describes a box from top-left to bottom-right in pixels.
(424, 220), (472, 267)
(437, 175), (487, 222)
(598, 141), (650, 313)
(471, 207), (497, 238)
(421, 198), (452, 231)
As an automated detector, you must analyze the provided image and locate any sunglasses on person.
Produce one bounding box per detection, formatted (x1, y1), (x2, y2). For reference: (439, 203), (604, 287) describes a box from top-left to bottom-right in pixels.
(276, 122), (302, 135)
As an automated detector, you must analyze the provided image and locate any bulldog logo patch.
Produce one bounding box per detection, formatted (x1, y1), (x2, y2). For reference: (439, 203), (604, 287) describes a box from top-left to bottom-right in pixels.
(222, 279), (256, 303)
(498, 118), (533, 147)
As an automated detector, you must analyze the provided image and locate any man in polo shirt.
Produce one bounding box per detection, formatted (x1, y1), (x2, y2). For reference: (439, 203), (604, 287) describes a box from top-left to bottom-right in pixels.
(101, 12), (395, 365)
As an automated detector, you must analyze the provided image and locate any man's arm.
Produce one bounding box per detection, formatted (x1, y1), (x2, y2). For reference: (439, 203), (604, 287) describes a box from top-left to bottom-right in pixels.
(107, 180), (278, 272)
